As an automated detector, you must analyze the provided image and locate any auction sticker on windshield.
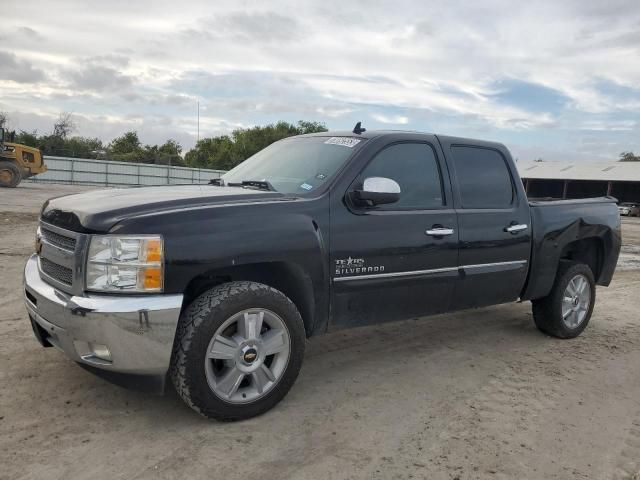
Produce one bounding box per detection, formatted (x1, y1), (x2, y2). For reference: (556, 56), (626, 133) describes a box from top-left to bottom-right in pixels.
(324, 137), (362, 148)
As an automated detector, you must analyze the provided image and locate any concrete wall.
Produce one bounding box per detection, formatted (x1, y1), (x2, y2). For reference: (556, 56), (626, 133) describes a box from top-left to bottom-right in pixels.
(28, 156), (225, 187)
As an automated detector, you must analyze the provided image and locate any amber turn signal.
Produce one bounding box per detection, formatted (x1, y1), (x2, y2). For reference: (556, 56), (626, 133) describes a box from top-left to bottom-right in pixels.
(141, 267), (163, 290)
(144, 238), (163, 263)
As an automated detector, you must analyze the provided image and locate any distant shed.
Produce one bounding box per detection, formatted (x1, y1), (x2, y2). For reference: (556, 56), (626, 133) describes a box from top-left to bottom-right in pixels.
(517, 161), (640, 203)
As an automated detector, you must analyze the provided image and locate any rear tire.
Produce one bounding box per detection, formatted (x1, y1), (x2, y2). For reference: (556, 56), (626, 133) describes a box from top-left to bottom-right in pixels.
(170, 281), (306, 421)
(532, 262), (595, 339)
(0, 161), (22, 187)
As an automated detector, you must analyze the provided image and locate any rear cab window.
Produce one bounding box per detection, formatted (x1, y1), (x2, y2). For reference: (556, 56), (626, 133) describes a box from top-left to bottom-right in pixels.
(449, 146), (515, 209)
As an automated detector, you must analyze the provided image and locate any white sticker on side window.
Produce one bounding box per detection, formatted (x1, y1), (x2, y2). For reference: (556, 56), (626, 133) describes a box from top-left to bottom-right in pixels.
(324, 137), (362, 148)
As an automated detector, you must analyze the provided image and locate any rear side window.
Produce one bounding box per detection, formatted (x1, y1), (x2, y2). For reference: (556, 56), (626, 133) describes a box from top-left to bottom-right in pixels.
(450, 146), (514, 208)
(360, 142), (444, 210)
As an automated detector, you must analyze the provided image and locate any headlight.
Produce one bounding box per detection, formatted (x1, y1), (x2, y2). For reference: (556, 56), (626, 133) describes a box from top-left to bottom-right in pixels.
(86, 235), (164, 293)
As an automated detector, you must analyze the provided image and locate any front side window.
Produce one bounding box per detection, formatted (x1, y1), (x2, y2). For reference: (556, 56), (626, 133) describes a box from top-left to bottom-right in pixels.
(450, 146), (514, 208)
(358, 142), (444, 210)
(222, 136), (363, 194)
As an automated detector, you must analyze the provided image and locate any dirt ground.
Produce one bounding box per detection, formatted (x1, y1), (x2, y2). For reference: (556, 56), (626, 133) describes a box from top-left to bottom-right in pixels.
(1, 183), (640, 480)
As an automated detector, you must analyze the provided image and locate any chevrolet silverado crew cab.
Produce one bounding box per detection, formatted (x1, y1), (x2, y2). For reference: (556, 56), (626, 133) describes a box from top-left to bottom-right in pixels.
(24, 127), (621, 421)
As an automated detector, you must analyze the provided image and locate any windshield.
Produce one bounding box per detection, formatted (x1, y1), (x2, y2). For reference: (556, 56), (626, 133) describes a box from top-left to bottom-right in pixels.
(221, 136), (363, 194)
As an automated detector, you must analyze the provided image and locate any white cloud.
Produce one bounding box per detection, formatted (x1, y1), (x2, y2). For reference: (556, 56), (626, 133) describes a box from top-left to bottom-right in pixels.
(316, 106), (353, 118)
(371, 114), (409, 125)
(1, 0), (639, 160)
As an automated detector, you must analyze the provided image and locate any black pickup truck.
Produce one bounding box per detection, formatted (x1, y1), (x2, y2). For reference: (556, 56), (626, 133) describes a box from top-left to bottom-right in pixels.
(24, 128), (621, 420)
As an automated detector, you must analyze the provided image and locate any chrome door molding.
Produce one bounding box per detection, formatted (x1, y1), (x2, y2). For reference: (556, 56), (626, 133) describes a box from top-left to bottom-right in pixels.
(333, 260), (528, 282)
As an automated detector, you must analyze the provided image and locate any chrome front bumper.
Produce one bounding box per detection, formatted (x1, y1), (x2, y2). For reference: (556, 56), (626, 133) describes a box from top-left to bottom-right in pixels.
(24, 254), (183, 382)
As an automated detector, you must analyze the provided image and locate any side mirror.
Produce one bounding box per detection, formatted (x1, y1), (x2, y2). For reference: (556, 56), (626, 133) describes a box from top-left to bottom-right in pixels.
(352, 177), (401, 207)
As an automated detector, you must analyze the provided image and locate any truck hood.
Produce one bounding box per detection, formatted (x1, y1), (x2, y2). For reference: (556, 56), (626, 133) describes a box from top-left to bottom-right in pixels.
(41, 184), (285, 232)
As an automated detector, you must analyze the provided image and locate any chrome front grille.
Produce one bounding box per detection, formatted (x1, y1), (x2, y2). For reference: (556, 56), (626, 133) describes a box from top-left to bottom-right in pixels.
(37, 221), (88, 294)
(40, 257), (73, 285)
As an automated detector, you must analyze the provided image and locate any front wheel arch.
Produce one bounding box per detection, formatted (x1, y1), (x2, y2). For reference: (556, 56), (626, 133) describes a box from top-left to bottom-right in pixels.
(180, 261), (318, 337)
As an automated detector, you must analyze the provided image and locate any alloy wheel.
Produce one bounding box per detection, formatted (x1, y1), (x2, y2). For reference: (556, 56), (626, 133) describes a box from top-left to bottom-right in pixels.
(204, 308), (291, 404)
(561, 274), (591, 329)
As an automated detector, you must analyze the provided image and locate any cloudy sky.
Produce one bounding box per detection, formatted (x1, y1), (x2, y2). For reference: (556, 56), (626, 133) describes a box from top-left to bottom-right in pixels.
(2, 0), (640, 161)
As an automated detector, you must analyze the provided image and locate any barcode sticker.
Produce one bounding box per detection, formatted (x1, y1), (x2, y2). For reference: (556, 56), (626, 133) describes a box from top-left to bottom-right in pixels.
(324, 137), (362, 148)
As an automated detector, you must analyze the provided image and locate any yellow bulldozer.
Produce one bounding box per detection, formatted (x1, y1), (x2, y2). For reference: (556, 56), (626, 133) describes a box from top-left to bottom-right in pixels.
(0, 127), (47, 187)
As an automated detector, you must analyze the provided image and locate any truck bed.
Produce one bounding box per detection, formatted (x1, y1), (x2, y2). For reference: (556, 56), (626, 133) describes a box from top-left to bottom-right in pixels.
(522, 196), (621, 301)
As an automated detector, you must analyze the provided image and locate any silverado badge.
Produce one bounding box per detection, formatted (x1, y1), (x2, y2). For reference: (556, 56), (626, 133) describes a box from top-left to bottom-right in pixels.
(335, 257), (385, 276)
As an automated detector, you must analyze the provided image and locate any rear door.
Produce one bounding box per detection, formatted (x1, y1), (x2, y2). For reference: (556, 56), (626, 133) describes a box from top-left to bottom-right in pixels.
(438, 138), (532, 309)
(329, 136), (459, 328)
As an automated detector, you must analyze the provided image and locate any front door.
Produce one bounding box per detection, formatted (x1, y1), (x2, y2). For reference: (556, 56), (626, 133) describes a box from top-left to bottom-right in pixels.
(330, 139), (459, 328)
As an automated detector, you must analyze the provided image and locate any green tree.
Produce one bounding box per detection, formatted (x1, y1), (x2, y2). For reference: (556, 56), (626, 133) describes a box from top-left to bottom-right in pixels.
(296, 120), (328, 134)
(185, 120), (328, 170)
(185, 136), (241, 170)
(159, 139), (182, 156)
(11, 114), (103, 158)
(619, 151), (640, 162)
(109, 131), (142, 155)
(13, 118), (185, 163)
(107, 133), (186, 165)
(15, 130), (40, 147)
(138, 141), (185, 166)
(17, 131), (104, 158)
(157, 139), (184, 166)
(64, 137), (104, 158)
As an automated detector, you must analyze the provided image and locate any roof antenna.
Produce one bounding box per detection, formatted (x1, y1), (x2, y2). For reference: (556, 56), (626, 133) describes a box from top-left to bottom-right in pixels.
(352, 121), (366, 134)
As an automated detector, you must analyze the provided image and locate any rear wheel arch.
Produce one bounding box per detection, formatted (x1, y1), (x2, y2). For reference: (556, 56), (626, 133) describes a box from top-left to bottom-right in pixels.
(558, 237), (604, 282)
(181, 261), (317, 337)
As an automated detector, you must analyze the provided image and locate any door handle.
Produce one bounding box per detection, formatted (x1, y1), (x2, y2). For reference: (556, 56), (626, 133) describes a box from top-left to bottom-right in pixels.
(505, 223), (528, 234)
(426, 227), (454, 236)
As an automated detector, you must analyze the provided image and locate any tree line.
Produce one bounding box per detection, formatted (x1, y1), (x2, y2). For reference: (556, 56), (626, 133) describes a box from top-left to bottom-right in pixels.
(1, 112), (327, 170)
(619, 152), (640, 162)
(4, 110), (636, 167)
(184, 120), (327, 170)
(2, 112), (184, 166)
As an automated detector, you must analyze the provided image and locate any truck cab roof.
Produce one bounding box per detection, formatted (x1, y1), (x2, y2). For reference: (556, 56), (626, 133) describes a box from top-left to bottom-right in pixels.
(299, 129), (508, 151)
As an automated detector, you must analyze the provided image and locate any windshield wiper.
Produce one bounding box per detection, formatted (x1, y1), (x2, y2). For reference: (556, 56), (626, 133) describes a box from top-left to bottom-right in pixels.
(209, 178), (277, 192)
(226, 180), (276, 192)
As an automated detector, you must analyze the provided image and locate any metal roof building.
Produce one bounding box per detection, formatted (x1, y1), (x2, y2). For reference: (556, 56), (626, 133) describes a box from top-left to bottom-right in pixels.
(517, 161), (640, 203)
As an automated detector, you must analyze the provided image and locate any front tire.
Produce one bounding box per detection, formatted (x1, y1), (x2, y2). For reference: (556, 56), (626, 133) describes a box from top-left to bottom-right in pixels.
(532, 262), (596, 339)
(0, 161), (22, 187)
(170, 281), (306, 421)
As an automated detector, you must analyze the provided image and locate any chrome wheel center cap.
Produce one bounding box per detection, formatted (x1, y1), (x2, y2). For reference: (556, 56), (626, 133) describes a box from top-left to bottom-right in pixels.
(241, 345), (259, 365)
